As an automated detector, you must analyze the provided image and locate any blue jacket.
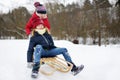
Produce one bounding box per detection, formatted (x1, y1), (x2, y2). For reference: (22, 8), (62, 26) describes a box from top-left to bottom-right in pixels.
(27, 31), (56, 62)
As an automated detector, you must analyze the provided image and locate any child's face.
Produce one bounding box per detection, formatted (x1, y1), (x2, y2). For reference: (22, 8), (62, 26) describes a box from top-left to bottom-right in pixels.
(36, 24), (44, 29)
(36, 13), (47, 18)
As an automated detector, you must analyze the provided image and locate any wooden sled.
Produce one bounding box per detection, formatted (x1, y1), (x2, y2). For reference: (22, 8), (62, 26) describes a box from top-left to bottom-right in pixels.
(40, 57), (73, 75)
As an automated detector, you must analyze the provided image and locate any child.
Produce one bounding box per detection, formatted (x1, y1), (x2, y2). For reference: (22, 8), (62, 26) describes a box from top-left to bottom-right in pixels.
(27, 20), (84, 78)
(25, 2), (51, 36)
(25, 2), (51, 67)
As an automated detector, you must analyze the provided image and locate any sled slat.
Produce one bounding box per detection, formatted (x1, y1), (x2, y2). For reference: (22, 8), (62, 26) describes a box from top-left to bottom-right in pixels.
(40, 57), (73, 75)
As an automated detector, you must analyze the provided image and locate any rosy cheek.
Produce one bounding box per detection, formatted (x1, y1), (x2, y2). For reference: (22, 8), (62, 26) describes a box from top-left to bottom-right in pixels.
(42, 26), (44, 28)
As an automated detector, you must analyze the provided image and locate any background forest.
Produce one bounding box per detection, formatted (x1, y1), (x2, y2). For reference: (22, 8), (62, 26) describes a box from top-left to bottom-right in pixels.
(0, 0), (120, 46)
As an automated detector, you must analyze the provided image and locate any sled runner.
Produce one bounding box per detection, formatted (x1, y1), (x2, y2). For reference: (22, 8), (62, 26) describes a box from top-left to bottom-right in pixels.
(40, 56), (73, 75)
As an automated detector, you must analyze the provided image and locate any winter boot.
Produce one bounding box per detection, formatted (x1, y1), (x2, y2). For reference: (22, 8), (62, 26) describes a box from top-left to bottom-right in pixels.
(31, 62), (40, 78)
(31, 70), (39, 78)
(71, 64), (84, 76)
(70, 63), (76, 72)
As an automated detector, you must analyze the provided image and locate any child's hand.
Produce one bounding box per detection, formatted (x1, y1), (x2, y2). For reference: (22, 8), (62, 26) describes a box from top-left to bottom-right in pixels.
(27, 62), (34, 68)
(42, 14), (47, 19)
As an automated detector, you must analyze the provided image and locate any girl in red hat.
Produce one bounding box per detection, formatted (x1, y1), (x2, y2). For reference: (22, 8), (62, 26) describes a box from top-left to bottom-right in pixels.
(25, 2), (51, 36)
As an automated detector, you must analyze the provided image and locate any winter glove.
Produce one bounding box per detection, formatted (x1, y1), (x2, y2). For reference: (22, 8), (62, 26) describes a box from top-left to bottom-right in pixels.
(27, 62), (34, 68)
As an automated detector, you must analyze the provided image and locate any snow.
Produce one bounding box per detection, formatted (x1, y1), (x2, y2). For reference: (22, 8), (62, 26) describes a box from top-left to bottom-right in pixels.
(0, 40), (120, 80)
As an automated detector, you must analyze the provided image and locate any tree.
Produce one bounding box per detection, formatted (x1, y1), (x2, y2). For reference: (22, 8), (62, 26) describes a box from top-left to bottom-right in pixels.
(0, 7), (31, 39)
(82, 0), (93, 10)
(92, 0), (112, 8)
(92, 0), (112, 46)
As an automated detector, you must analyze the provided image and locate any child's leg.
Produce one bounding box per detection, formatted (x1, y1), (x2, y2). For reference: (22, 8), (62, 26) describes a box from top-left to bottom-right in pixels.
(33, 45), (45, 63)
(46, 48), (73, 63)
(32, 45), (45, 72)
(46, 48), (77, 71)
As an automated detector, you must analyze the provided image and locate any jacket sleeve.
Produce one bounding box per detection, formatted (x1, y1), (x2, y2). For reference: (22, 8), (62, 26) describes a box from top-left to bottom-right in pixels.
(27, 37), (36, 62)
(43, 18), (51, 30)
(25, 18), (32, 35)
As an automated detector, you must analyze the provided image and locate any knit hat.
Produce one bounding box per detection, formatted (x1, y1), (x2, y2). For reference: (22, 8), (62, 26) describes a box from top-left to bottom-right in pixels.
(32, 18), (50, 34)
(36, 5), (46, 14)
(32, 18), (45, 28)
(34, 2), (46, 14)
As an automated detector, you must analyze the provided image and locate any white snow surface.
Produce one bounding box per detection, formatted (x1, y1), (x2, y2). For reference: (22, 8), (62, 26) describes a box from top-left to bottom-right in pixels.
(0, 40), (120, 80)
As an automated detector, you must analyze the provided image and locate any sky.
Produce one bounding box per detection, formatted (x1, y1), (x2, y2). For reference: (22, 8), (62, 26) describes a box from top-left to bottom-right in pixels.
(0, 0), (116, 13)
(0, 40), (120, 80)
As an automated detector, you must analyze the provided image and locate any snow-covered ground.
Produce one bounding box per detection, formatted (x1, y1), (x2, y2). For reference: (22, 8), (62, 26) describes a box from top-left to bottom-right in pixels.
(0, 40), (120, 80)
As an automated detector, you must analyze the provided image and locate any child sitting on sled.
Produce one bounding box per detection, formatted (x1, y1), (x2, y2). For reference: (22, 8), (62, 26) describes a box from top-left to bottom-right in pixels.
(26, 19), (84, 78)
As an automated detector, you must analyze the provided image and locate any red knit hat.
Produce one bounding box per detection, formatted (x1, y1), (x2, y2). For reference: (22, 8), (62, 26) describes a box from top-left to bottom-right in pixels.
(33, 18), (45, 28)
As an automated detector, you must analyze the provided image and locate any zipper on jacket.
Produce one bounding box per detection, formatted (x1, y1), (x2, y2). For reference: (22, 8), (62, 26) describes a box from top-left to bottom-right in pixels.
(41, 35), (49, 45)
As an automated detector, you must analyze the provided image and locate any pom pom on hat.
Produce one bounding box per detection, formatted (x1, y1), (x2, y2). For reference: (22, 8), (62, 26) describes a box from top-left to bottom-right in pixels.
(34, 2), (41, 7)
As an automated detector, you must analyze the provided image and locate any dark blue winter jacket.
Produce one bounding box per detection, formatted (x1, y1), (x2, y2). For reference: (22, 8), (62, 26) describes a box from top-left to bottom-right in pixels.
(27, 31), (56, 62)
